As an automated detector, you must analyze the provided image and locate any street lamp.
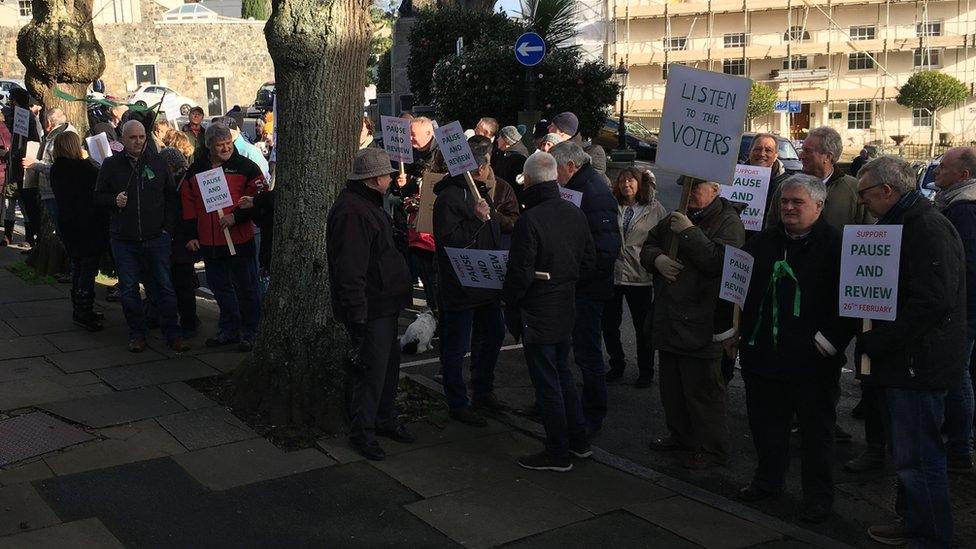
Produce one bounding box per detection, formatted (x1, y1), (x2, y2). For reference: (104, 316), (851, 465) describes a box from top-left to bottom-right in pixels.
(614, 60), (630, 151)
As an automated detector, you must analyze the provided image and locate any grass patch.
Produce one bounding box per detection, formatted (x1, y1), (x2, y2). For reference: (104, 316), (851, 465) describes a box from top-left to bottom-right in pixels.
(7, 261), (57, 285)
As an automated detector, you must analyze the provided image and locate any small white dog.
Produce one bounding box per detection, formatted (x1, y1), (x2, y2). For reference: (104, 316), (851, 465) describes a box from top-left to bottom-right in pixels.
(400, 311), (436, 355)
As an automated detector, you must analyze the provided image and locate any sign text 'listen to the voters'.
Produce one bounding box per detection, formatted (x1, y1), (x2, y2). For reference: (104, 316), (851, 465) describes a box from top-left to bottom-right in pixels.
(839, 225), (902, 322)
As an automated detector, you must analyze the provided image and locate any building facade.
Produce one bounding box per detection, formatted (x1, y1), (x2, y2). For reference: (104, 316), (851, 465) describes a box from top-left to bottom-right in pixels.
(612, 0), (976, 151)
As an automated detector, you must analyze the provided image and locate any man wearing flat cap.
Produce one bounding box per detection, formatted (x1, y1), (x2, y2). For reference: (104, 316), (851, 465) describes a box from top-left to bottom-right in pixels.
(327, 148), (416, 461)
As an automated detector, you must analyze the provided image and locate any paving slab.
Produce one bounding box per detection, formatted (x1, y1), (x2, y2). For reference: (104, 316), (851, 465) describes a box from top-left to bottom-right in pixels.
(0, 358), (61, 383)
(173, 438), (334, 490)
(0, 337), (54, 361)
(0, 286), (65, 305)
(628, 495), (783, 549)
(522, 458), (674, 514)
(159, 382), (217, 410)
(48, 346), (166, 374)
(0, 483), (60, 536)
(0, 460), (54, 487)
(3, 300), (69, 318)
(406, 478), (592, 548)
(502, 511), (699, 549)
(0, 412), (94, 467)
(44, 331), (120, 353)
(0, 518), (124, 549)
(43, 420), (186, 476)
(193, 350), (246, 373)
(315, 437), (366, 464)
(7, 316), (81, 337)
(0, 374), (113, 411)
(0, 321), (18, 340)
(156, 407), (257, 450)
(40, 386), (185, 428)
(94, 357), (219, 391)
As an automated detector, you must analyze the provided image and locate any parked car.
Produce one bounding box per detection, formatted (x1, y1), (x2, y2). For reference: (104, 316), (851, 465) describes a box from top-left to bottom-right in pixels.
(595, 117), (658, 161)
(126, 85), (199, 116)
(0, 79), (25, 105)
(738, 132), (802, 173)
(253, 82), (275, 111)
(916, 154), (940, 201)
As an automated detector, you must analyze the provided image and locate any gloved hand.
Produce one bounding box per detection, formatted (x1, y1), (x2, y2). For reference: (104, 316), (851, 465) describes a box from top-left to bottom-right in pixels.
(345, 321), (368, 374)
(668, 212), (694, 233)
(653, 255), (684, 282)
(504, 306), (523, 343)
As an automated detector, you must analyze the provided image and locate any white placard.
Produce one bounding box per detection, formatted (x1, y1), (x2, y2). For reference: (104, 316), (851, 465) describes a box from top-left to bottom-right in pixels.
(381, 115), (413, 164)
(655, 65), (752, 185)
(719, 245), (754, 307)
(12, 106), (29, 138)
(559, 187), (582, 207)
(839, 225), (902, 321)
(434, 121), (478, 177)
(25, 141), (39, 163)
(163, 105), (182, 128)
(720, 165), (771, 231)
(444, 247), (508, 289)
(195, 167), (234, 213)
(270, 95), (277, 163)
(86, 133), (112, 165)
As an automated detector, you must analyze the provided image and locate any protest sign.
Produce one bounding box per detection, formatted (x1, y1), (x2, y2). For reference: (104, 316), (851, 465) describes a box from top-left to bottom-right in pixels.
(839, 225), (902, 322)
(655, 64), (752, 185)
(163, 105), (182, 128)
(25, 142), (39, 163)
(719, 164), (771, 231)
(719, 245), (754, 307)
(415, 172), (443, 234)
(434, 121), (478, 177)
(196, 167), (235, 213)
(560, 187), (582, 208)
(86, 133), (112, 165)
(381, 115), (413, 165)
(444, 247), (509, 290)
(12, 107), (29, 138)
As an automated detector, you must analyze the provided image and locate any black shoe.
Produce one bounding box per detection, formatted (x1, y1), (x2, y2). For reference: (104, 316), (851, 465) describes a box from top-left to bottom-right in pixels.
(518, 451), (572, 472)
(569, 442), (592, 459)
(238, 338), (254, 353)
(634, 372), (653, 388)
(376, 424), (416, 444)
(605, 367), (624, 382)
(833, 423), (852, 444)
(450, 407), (487, 427)
(867, 521), (913, 545)
(206, 332), (240, 348)
(472, 392), (504, 414)
(351, 439), (386, 461)
(649, 436), (690, 452)
(800, 500), (831, 524)
(738, 483), (780, 502)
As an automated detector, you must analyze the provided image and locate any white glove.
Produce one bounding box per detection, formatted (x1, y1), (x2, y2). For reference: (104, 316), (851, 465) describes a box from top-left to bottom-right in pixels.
(653, 255), (684, 281)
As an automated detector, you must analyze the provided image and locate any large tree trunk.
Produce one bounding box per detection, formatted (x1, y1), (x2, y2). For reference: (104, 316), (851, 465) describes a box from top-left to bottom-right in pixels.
(232, 0), (374, 432)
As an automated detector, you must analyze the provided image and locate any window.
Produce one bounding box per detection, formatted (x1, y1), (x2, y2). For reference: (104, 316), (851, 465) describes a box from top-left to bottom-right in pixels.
(134, 64), (157, 87)
(722, 59), (746, 75)
(850, 25), (876, 40)
(17, 0), (31, 17)
(848, 52), (875, 70)
(784, 26), (810, 41)
(913, 107), (933, 127)
(664, 37), (687, 51)
(848, 101), (872, 129)
(723, 33), (745, 48)
(914, 48), (942, 68)
(916, 21), (943, 37)
(782, 56), (808, 69)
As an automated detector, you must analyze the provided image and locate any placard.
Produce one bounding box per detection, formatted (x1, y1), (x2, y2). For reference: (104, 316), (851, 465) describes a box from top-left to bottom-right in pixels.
(655, 64), (752, 185)
(163, 105), (182, 129)
(719, 164), (771, 231)
(434, 121), (478, 177)
(86, 133), (112, 165)
(12, 106), (29, 138)
(560, 187), (583, 207)
(25, 141), (39, 163)
(719, 245), (754, 307)
(415, 172), (443, 234)
(839, 225), (902, 321)
(444, 247), (508, 289)
(381, 115), (413, 164)
(195, 167), (234, 213)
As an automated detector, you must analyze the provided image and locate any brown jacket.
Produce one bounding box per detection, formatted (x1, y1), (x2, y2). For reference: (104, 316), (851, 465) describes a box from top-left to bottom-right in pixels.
(479, 168), (520, 235)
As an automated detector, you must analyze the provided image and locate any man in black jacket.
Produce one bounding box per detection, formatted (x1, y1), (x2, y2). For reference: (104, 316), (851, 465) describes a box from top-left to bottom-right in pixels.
(491, 126), (529, 198)
(504, 151), (596, 472)
(857, 156), (965, 548)
(327, 148), (415, 461)
(731, 174), (855, 523)
(94, 120), (188, 353)
(550, 140), (620, 436)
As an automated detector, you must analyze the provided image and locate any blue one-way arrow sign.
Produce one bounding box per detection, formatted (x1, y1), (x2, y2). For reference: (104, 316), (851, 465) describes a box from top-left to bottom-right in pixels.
(515, 32), (546, 67)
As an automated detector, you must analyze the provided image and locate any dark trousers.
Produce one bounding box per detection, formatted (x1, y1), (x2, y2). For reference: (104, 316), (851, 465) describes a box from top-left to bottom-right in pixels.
(71, 255), (99, 295)
(111, 235), (180, 341)
(602, 284), (653, 376)
(172, 262), (199, 333)
(348, 315), (401, 445)
(410, 248), (438, 313)
(574, 297), (608, 430)
(743, 369), (836, 505)
(861, 382), (887, 448)
(439, 303), (505, 410)
(524, 341), (586, 458)
(19, 188), (40, 245)
(658, 351), (728, 461)
(203, 253), (261, 339)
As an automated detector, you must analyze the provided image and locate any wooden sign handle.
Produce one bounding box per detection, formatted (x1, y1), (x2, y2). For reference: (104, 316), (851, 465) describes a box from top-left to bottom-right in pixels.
(399, 161), (405, 176)
(216, 209), (237, 256)
(732, 303), (741, 332)
(860, 318), (872, 375)
(464, 171), (490, 220)
(668, 177), (696, 258)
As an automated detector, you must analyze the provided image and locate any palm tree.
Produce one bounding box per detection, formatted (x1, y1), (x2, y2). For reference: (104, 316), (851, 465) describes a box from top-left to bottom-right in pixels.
(520, 0), (578, 47)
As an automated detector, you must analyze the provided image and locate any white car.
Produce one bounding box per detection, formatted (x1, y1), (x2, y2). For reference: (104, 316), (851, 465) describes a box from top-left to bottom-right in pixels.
(126, 85), (198, 116)
(0, 79), (25, 105)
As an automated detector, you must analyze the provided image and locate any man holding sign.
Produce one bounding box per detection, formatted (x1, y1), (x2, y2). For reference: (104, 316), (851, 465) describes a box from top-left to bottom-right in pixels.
(855, 156), (965, 548)
(182, 124), (264, 353)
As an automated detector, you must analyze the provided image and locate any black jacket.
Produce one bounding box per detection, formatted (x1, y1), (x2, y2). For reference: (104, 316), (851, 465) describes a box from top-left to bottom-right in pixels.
(433, 173), (503, 312)
(93, 151), (177, 242)
(503, 181), (595, 344)
(327, 181), (412, 324)
(860, 198), (966, 391)
(491, 140), (528, 199)
(565, 163), (620, 301)
(939, 183), (976, 339)
(740, 219), (855, 379)
(50, 158), (109, 259)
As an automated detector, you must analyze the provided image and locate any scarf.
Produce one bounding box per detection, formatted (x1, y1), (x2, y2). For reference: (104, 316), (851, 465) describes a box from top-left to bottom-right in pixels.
(877, 190), (922, 225)
(687, 195), (721, 224)
(935, 179), (976, 211)
(748, 259), (802, 348)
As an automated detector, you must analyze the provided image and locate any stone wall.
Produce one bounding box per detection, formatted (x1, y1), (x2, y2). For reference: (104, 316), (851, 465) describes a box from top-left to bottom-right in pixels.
(0, 0), (272, 114)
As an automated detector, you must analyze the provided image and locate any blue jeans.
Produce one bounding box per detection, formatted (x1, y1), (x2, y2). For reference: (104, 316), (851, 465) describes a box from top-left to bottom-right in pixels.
(573, 297), (607, 430)
(524, 341), (586, 458)
(203, 254), (261, 339)
(439, 303), (505, 410)
(944, 338), (975, 456)
(111, 235), (180, 341)
(887, 387), (953, 547)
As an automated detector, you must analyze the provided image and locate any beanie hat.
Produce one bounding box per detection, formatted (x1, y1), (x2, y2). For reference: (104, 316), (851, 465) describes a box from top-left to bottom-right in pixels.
(551, 112), (579, 136)
(499, 126), (522, 144)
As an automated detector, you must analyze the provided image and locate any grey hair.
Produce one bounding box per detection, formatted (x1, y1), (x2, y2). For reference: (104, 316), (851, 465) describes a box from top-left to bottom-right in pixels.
(204, 123), (233, 148)
(779, 173), (827, 204)
(858, 155), (916, 195)
(549, 140), (591, 168)
(954, 147), (976, 177)
(45, 108), (67, 128)
(806, 126), (843, 163)
(523, 151), (557, 185)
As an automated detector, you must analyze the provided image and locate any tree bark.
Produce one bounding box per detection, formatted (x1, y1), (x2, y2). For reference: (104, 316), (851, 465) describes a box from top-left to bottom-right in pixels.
(232, 0), (374, 432)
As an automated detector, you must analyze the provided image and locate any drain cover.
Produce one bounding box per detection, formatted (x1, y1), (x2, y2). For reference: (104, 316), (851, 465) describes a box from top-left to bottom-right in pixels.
(0, 412), (94, 467)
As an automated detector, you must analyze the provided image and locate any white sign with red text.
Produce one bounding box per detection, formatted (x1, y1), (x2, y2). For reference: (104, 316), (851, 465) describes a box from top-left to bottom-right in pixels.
(720, 164), (771, 231)
(381, 115), (413, 164)
(839, 225), (902, 321)
(719, 245), (754, 307)
(196, 167), (234, 213)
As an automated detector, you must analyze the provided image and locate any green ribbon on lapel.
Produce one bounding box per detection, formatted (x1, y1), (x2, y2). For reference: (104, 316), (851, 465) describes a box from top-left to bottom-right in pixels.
(748, 259), (801, 348)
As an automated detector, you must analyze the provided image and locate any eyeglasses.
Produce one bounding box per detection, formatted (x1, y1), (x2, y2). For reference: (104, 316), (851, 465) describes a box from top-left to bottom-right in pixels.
(856, 182), (886, 198)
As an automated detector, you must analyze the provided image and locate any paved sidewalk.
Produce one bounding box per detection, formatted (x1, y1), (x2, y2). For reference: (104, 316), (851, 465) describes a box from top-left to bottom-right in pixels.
(0, 248), (845, 548)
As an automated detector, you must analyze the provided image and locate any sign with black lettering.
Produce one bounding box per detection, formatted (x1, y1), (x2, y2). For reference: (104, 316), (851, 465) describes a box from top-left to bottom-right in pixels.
(434, 121), (478, 177)
(380, 115), (413, 164)
(839, 225), (902, 321)
(719, 164), (771, 231)
(719, 245), (753, 307)
(444, 247), (508, 289)
(196, 167), (234, 213)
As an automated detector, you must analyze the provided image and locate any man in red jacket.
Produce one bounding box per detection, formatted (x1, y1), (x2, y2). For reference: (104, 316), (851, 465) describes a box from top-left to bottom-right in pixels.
(182, 123), (263, 352)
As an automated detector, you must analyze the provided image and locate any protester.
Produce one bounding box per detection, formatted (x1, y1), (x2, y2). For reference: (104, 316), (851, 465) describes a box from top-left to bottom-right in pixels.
(539, 133), (563, 153)
(549, 112), (608, 176)
(163, 129), (194, 160)
(856, 156), (964, 547)
(732, 174), (854, 523)
(214, 116), (269, 178)
(744, 133), (790, 231)
(550, 140), (620, 436)
(158, 146), (199, 338)
(50, 131), (108, 331)
(503, 151), (596, 472)
(151, 117), (169, 150)
(799, 126), (872, 228)
(327, 148), (415, 461)
(468, 135), (520, 240)
(236, 185), (274, 281)
(932, 146), (976, 473)
(391, 117), (437, 304)
(474, 117), (498, 140)
(0, 111), (11, 246)
(6, 88), (41, 249)
(182, 124), (263, 352)
(24, 108), (75, 234)
(94, 120), (188, 352)
(604, 168), (666, 387)
(491, 126), (528, 196)
(849, 147), (874, 177)
(641, 180), (745, 469)
(360, 116), (375, 149)
(182, 106), (205, 151)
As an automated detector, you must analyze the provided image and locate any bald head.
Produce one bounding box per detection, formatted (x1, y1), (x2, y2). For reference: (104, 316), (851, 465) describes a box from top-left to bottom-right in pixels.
(121, 120), (147, 157)
(935, 146), (976, 190)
